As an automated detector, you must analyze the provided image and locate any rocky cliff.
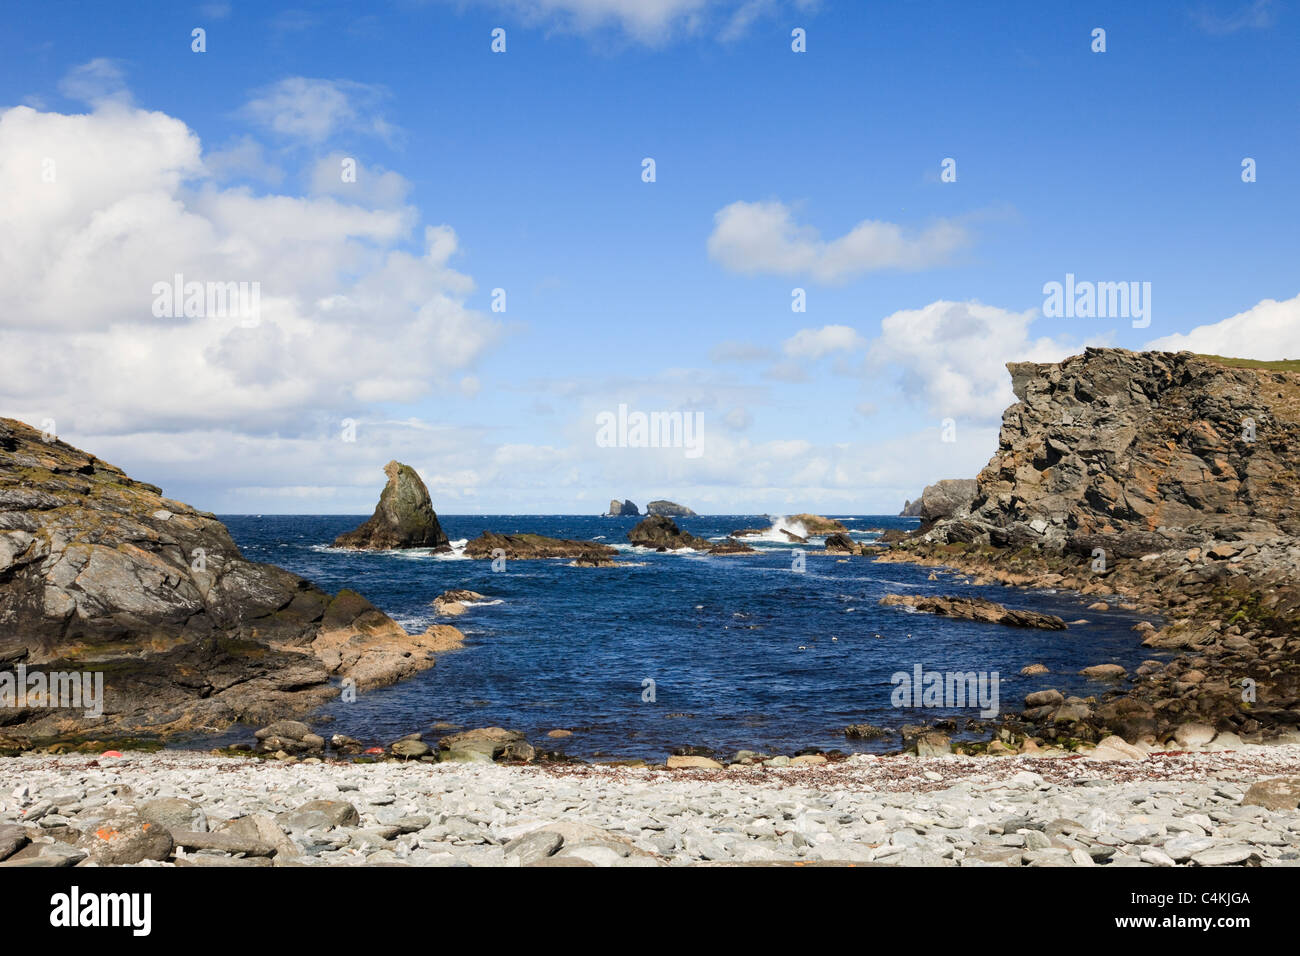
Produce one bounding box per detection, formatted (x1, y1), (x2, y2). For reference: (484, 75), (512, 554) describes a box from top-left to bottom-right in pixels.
(928, 348), (1300, 554)
(333, 461), (449, 551)
(887, 349), (1300, 743)
(0, 419), (450, 743)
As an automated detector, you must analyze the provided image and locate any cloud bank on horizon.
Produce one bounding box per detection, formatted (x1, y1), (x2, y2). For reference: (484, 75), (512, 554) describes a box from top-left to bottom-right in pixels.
(1, 1), (1296, 514)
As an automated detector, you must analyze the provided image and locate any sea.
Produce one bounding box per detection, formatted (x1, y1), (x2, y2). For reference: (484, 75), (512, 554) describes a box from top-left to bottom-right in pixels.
(195, 513), (1163, 760)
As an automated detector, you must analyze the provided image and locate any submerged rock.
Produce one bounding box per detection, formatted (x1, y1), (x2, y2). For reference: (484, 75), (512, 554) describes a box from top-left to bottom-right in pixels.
(844, 723), (890, 740)
(431, 589), (487, 616)
(333, 461), (450, 551)
(464, 531), (616, 561)
(879, 593), (1068, 630)
(706, 537), (758, 555)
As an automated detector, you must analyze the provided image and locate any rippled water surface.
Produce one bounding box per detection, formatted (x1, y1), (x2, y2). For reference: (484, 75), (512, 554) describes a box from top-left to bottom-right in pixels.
(196, 514), (1160, 759)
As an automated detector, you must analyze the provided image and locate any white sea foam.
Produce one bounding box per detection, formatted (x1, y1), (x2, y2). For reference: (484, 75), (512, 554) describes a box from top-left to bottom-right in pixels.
(431, 539), (470, 561)
(737, 515), (811, 544)
(308, 540), (471, 560)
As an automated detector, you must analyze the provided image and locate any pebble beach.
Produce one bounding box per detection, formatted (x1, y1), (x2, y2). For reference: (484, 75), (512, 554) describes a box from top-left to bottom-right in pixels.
(4, 745), (1299, 868)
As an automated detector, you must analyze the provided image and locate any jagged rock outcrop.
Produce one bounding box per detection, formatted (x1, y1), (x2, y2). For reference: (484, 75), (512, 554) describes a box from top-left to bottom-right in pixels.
(628, 516), (754, 554)
(464, 531), (616, 561)
(886, 348), (1300, 743)
(823, 532), (866, 555)
(606, 499), (639, 516)
(0, 418), (448, 742)
(924, 349), (1300, 555)
(645, 500), (697, 517)
(903, 480), (979, 523)
(629, 516), (706, 550)
(333, 461), (449, 551)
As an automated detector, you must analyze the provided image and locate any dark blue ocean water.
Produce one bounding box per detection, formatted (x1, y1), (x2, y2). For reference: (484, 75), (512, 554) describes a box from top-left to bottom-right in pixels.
(203, 514), (1161, 759)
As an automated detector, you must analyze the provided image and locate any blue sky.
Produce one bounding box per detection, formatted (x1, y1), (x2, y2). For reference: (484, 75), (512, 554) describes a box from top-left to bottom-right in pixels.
(2, 1), (1298, 514)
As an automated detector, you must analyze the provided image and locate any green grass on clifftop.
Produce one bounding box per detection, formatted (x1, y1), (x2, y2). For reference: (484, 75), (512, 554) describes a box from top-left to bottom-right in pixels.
(1196, 354), (1300, 372)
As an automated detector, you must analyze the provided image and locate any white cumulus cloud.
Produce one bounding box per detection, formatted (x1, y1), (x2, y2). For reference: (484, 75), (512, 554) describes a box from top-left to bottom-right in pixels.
(241, 77), (397, 145)
(707, 200), (969, 282)
(783, 324), (866, 359)
(457, 0), (817, 45)
(0, 85), (500, 442)
(868, 300), (1094, 421)
(1145, 293), (1300, 359)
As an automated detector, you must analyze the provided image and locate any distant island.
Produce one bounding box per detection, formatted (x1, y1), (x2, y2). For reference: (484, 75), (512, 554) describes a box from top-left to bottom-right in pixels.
(645, 499), (696, 517)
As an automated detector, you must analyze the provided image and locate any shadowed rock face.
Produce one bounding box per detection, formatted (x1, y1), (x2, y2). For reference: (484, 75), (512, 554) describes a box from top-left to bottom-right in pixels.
(823, 532), (866, 555)
(333, 461), (449, 551)
(606, 499), (639, 516)
(0, 420), (433, 741)
(628, 515), (708, 550)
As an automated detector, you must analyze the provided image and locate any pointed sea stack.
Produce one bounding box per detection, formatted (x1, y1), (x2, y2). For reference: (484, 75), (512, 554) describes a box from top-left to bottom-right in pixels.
(334, 460), (450, 551)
